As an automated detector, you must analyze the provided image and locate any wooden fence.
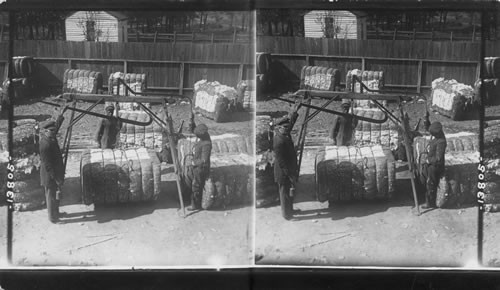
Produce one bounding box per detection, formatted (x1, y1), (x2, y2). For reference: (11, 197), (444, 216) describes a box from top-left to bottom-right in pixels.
(128, 30), (252, 44)
(366, 29), (482, 42)
(258, 36), (500, 93)
(0, 40), (253, 95)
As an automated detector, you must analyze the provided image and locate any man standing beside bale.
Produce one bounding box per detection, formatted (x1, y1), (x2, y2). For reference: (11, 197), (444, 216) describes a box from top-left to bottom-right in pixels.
(187, 123), (212, 211)
(273, 102), (300, 220)
(330, 99), (357, 146)
(39, 116), (65, 223)
(95, 105), (122, 149)
(421, 120), (447, 209)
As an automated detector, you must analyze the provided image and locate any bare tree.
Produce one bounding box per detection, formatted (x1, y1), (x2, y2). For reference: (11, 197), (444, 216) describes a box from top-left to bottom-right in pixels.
(315, 11), (343, 39)
(76, 12), (110, 42)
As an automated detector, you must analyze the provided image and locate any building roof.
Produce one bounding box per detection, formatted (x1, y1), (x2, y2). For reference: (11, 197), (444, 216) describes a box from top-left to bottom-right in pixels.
(65, 11), (128, 21)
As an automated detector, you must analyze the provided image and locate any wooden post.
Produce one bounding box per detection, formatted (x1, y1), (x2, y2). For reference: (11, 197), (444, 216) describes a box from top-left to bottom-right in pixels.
(400, 106), (420, 215)
(417, 60), (423, 93)
(173, 31), (177, 43)
(154, 31), (158, 43)
(211, 33), (214, 44)
(164, 104), (186, 218)
(0, 25), (3, 42)
(136, 31), (139, 42)
(472, 25), (476, 42)
(179, 62), (185, 96)
(68, 59), (73, 69)
(192, 32), (195, 41)
(306, 55), (312, 66)
(431, 29), (434, 41)
(413, 29), (416, 40)
(450, 31), (453, 42)
(233, 29), (237, 43)
(124, 60), (128, 75)
(393, 28), (397, 40)
(361, 57), (366, 71)
(238, 64), (244, 82)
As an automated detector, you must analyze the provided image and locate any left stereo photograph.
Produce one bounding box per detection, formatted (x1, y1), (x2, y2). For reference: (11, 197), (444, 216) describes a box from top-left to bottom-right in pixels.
(1, 9), (255, 266)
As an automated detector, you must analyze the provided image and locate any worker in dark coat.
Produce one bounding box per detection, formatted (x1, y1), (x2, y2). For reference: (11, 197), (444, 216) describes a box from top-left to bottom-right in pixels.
(273, 103), (300, 220)
(421, 121), (447, 209)
(187, 123), (212, 211)
(330, 100), (358, 146)
(39, 117), (65, 223)
(95, 105), (122, 149)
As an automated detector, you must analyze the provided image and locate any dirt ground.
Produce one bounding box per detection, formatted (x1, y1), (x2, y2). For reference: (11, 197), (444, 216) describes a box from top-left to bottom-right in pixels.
(254, 93), (499, 267)
(0, 95), (254, 267)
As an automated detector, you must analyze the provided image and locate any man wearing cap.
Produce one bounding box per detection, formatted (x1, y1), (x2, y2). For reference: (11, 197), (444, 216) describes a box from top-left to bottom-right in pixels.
(329, 100), (358, 146)
(39, 118), (65, 223)
(421, 121), (447, 209)
(95, 105), (122, 149)
(187, 123), (212, 211)
(273, 102), (300, 220)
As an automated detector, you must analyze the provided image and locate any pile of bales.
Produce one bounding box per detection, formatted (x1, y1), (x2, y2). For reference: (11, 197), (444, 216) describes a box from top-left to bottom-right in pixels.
(193, 80), (241, 123)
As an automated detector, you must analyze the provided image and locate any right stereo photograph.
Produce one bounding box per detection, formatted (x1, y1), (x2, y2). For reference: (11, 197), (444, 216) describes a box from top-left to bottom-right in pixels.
(254, 6), (497, 267)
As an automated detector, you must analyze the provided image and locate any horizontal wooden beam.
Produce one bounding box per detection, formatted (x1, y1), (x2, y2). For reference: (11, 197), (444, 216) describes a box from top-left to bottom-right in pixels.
(33, 57), (251, 66)
(270, 53), (479, 64)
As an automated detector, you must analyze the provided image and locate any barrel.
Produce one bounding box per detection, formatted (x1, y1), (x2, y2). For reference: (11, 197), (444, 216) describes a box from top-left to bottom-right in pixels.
(12, 56), (35, 78)
(485, 57), (500, 79)
(256, 52), (271, 75)
(80, 148), (161, 205)
(315, 145), (396, 203)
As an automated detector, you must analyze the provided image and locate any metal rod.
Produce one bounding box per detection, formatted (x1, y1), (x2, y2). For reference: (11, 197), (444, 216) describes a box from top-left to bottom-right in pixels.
(68, 98), (105, 129)
(401, 107), (420, 215)
(41, 101), (154, 127)
(296, 96), (312, 179)
(63, 101), (77, 171)
(276, 97), (389, 124)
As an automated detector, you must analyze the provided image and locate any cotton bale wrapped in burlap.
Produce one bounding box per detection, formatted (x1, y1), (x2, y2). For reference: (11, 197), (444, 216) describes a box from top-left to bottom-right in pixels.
(315, 145), (396, 203)
(346, 69), (386, 108)
(483, 159), (500, 212)
(108, 72), (148, 111)
(193, 80), (238, 123)
(256, 115), (272, 153)
(412, 132), (479, 166)
(63, 69), (103, 94)
(430, 78), (475, 121)
(299, 66), (340, 91)
(236, 80), (256, 111)
(118, 110), (164, 150)
(352, 108), (399, 149)
(177, 134), (252, 159)
(80, 148), (161, 205)
(431, 151), (478, 208)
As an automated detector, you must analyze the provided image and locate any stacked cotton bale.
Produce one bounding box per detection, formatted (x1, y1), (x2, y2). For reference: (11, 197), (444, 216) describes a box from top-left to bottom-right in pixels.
(255, 115), (278, 207)
(117, 110), (164, 150)
(413, 132), (479, 208)
(346, 69), (385, 108)
(177, 133), (252, 158)
(315, 145), (396, 203)
(236, 79), (255, 111)
(177, 138), (253, 209)
(11, 119), (45, 211)
(80, 148), (161, 205)
(430, 78), (476, 121)
(63, 69), (103, 94)
(484, 159), (500, 212)
(108, 72), (148, 111)
(352, 108), (399, 149)
(299, 65), (340, 91)
(193, 80), (238, 123)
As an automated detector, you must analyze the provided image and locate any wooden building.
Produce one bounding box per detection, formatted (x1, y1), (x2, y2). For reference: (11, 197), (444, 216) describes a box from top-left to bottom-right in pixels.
(65, 11), (128, 42)
(304, 10), (366, 39)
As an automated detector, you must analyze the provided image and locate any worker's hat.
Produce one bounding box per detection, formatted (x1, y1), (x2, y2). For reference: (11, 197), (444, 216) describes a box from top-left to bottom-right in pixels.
(105, 105), (115, 112)
(194, 123), (208, 136)
(341, 99), (351, 108)
(429, 121), (443, 136)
